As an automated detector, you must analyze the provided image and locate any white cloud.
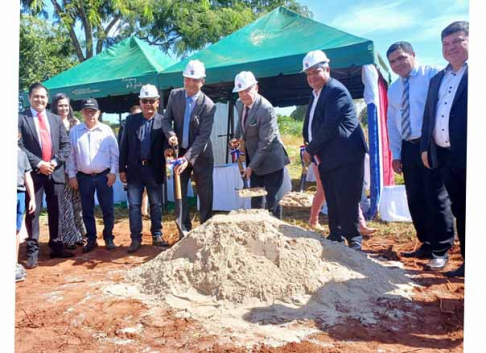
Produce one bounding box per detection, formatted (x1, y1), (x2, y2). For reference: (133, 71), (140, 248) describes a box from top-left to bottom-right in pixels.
(329, 0), (417, 35)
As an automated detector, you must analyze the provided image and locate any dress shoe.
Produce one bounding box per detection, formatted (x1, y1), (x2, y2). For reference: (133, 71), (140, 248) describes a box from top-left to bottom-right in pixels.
(443, 263), (465, 277)
(153, 235), (170, 247)
(401, 247), (432, 259)
(425, 257), (448, 270)
(75, 240), (85, 247)
(50, 249), (75, 258)
(16, 267), (25, 282)
(348, 241), (362, 251)
(25, 255), (38, 269)
(105, 238), (116, 250)
(82, 241), (99, 253)
(128, 240), (141, 253)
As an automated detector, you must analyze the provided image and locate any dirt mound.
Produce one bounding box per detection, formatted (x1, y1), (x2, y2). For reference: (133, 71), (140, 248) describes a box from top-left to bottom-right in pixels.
(128, 210), (416, 326)
(279, 191), (314, 207)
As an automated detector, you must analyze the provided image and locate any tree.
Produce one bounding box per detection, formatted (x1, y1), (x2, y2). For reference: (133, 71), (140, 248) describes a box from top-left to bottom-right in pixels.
(21, 0), (311, 62)
(19, 14), (77, 92)
(290, 104), (308, 121)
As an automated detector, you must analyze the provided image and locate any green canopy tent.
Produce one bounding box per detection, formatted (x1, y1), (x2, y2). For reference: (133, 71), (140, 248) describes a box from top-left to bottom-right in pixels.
(158, 6), (390, 106)
(23, 36), (176, 113)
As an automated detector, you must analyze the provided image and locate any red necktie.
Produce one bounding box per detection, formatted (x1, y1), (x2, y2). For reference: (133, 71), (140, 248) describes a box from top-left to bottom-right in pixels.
(38, 112), (52, 162)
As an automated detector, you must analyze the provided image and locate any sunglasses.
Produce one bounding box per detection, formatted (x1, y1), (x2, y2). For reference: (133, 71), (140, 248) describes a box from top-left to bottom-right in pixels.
(141, 99), (157, 104)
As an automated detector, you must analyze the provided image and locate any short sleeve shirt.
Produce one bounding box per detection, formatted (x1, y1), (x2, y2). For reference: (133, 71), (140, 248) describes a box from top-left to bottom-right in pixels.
(17, 148), (32, 191)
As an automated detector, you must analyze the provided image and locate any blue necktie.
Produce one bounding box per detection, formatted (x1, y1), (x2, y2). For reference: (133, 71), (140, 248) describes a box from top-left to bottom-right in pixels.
(182, 96), (192, 149)
(401, 76), (411, 141)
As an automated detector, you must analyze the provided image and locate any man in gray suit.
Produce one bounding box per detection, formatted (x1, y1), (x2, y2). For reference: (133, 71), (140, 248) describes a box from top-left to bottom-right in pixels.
(230, 71), (290, 219)
(162, 60), (216, 232)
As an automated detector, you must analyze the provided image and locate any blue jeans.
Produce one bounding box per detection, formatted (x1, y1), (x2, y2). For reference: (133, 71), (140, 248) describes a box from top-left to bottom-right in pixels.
(77, 170), (114, 243)
(127, 166), (163, 241)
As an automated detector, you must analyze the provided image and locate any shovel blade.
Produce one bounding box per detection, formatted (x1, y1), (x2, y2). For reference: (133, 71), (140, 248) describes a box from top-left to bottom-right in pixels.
(175, 199), (189, 239)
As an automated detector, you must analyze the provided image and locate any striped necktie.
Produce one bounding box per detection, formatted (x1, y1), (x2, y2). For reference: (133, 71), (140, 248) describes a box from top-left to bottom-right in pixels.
(401, 76), (411, 141)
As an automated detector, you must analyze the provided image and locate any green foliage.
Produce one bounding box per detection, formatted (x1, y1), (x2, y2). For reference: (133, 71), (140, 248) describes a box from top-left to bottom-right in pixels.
(290, 104), (307, 121)
(21, 0), (312, 61)
(19, 14), (76, 92)
(277, 114), (302, 137)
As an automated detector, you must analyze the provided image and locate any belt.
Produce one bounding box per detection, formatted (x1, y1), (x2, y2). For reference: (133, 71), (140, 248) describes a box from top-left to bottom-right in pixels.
(404, 138), (421, 144)
(140, 159), (150, 166)
(78, 168), (110, 177)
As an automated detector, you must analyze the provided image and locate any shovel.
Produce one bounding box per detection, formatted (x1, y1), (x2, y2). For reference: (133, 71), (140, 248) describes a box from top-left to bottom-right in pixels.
(279, 145), (313, 208)
(172, 145), (188, 239)
(231, 147), (267, 198)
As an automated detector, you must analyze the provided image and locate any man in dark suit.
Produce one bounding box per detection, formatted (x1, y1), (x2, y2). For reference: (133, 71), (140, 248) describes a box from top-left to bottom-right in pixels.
(421, 21), (468, 277)
(230, 71), (290, 219)
(18, 82), (73, 268)
(161, 60), (216, 234)
(119, 85), (169, 253)
(301, 50), (368, 251)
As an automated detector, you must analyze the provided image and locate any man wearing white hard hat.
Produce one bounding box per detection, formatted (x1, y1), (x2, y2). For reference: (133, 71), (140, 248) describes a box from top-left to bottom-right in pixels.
(229, 71), (290, 219)
(301, 50), (368, 251)
(119, 84), (170, 253)
(161, 60), (216, 234)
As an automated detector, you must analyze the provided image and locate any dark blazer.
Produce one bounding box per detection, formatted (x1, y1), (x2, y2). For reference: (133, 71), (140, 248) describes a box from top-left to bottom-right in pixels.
(18, 109), (70, 183)
(303, 78), (368, 171)
(234, 94), (290, 175)
(421, 67), (468, 169)
(161, 88), (216, 172)
(119, 112), (168, 184)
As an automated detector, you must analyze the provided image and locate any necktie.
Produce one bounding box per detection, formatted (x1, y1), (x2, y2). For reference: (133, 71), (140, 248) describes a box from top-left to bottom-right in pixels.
(38, 112), (52, 162)
(401, 77), (411, 141)
(182, 96), (192, 149)
(242, 106), (249, 132)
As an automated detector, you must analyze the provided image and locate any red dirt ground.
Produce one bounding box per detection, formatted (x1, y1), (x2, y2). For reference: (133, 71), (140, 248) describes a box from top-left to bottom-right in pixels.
(15, 213), (464, 352)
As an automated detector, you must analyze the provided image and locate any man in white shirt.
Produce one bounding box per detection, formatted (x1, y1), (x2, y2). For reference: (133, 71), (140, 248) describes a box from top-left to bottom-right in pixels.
(421, 21), (469, 277)
(386, 41), (454, 271)
(67, 98), (119, 253)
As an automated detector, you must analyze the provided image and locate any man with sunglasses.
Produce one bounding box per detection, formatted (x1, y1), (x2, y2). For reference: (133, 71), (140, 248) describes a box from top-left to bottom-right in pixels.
(119, 84), (169, 253)
(162, 60), (216, 238)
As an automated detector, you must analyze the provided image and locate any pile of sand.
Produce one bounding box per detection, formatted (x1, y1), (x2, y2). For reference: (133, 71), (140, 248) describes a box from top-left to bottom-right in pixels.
(128, 209), (416, 332)
(279, 191), (314, 207)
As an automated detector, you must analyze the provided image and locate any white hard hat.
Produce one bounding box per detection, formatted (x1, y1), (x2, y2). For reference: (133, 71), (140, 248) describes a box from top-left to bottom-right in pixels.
(183, 60), (206, 79)
(232, 71), (258, 93)
(139, 84), (160, 98)
(302, 50), (330, 72)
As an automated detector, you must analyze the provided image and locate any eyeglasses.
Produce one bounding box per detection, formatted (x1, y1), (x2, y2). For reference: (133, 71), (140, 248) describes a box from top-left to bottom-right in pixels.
(141, 99), (157, 104)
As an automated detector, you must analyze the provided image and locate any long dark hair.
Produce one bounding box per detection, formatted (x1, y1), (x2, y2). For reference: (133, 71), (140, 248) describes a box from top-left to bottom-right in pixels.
(50, 93), (78, 129)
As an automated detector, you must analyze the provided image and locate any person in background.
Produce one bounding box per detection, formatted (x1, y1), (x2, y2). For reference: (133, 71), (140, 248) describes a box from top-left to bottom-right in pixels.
(308, 155), (376, 235)
(50, 93), (87, 250)
(67, 98), (119, 253)
(16, 127), (36, 282)
(230, 71), (290, 219)
(18, 82), (74, 269)
(301, 50), (368, 251)
(421, 21), (469, 277)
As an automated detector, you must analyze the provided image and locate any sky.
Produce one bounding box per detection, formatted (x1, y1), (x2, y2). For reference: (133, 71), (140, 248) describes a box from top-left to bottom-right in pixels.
(279, 0), (469, 115)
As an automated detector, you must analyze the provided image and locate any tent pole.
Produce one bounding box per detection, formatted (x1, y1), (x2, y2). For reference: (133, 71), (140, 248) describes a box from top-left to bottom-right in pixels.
(226, 99), (234, 164)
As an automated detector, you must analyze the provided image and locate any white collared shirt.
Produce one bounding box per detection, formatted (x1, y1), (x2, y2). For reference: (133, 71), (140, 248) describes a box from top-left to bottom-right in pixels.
(30, 107), (51, 146)
(67, 122), (119, 177)
(387, 64), (440, 159)
(433, 62), (468, 148)
(308, 88), (322, 142)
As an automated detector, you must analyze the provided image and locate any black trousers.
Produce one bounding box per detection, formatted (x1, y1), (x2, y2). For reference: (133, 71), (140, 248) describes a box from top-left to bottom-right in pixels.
(437, 147), (466, 259)
(402, 140), (454, 257)
(319, 159), (364, 247)
(25, 174), (64, 257)
(250, 168), (284, 219)
(176, 162), (213, 231)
